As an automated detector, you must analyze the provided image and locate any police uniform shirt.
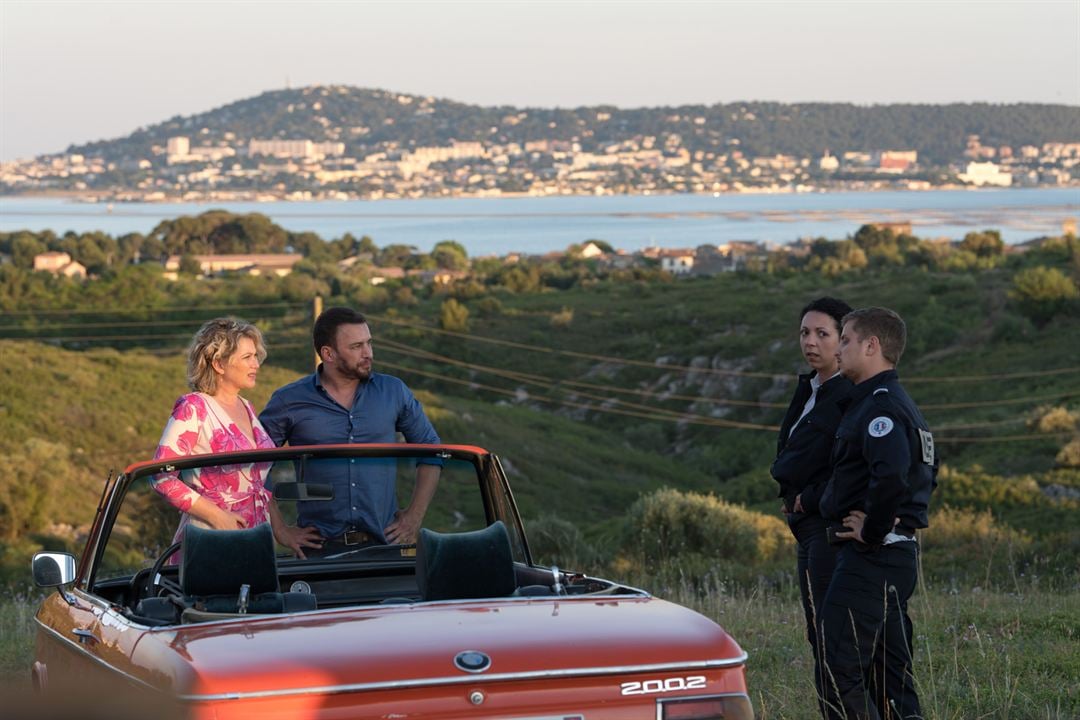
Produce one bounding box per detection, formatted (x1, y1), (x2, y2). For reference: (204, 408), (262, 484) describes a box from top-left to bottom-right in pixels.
(820, 369), (936, 546)
(789, 370), (842, 438)
(772, 371), (853, 515)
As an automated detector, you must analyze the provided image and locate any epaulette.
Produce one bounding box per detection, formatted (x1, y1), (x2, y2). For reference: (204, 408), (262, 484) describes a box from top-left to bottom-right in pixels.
(871, 387), (897, 410)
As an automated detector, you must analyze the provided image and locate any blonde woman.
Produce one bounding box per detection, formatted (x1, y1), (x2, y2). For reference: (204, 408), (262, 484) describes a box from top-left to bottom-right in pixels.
(152, 317), (276, 536)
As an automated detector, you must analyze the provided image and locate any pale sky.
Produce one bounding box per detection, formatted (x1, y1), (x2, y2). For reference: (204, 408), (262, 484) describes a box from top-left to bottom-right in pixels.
(1, 0), (1077, 161)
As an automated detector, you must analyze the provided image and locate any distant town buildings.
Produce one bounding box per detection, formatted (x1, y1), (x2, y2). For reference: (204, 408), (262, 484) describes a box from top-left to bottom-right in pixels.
(162, 253), (303, 280)
(958, 161), (1013, 187)
(818, 152), (839, 171)
(33, 252), (87, 279)
(248, 139), (346, 159)
(656, 249), (696, 275)
(640, 241), (770, 276)
(167, 136), (190, 157)
(579, 242), (607, 259)
(879, 150), (917, 173)
(0, 104), (1074, 201)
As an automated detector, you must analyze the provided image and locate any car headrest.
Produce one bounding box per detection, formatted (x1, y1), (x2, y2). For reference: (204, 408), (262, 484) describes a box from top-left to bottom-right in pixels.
(180, 522), (279, 597)
(416, 521), (516, 601)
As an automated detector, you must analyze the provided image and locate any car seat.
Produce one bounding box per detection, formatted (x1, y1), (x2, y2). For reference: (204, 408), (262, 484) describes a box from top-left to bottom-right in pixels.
(179, 522), (316, 621)
(416, 521), (517, 601)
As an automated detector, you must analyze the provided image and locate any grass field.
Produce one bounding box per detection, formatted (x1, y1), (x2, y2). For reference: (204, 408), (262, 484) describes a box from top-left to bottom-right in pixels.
(671, 580), (1080, 720)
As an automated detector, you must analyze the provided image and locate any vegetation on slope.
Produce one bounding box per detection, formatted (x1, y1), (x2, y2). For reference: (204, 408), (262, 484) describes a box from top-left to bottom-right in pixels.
(2, 226), (1078, 718)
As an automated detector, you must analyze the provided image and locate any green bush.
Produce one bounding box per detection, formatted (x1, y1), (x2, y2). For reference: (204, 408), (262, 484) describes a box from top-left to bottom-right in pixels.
(921, 505), (1032, 586)
(439, 298), (469, 332)
(524, 514), (603, 572)
(960, 230), (1005, 259)
(1030, 405), (1079, 433)
(1057, 438), (1080, 468)
(989, 312), (1035, 342)
(714, 468), (779, 507)
(550, 306), (574, 329)
(1009, 266), (1079, 327)
(473, 296), (503, 318)
(0, 439), (75, 541)
(623, 488), (791, 572)
(935, 465), (1044, 508)
(1022, 233), (1080, 267)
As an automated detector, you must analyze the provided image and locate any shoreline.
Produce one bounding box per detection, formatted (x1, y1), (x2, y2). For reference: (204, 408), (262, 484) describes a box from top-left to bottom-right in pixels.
(4, 183), (1079, 206)
(3, 187), (1074, 251)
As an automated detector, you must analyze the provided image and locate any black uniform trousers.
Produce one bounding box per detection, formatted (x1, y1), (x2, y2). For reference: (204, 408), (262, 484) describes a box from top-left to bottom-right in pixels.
(789, 513), (839, 716)
(819, 541), (921, 720)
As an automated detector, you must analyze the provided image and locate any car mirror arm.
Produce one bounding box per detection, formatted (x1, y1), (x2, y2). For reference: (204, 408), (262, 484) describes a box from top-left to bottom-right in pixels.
(551, 566), (564, 596)
(60, 589), (90, 610)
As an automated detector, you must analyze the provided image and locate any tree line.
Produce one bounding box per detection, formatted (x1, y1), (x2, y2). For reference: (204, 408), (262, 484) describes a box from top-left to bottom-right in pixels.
(2, 211), (1077, 332)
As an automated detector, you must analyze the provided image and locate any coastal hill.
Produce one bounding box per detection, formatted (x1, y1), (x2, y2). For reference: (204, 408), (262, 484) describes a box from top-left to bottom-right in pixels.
(6, 86), (1073, 200)
(68, 85), (1080, 165)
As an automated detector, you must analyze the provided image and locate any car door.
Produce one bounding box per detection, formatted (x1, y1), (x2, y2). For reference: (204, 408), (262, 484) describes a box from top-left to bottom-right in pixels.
(34, 590), (119, 693)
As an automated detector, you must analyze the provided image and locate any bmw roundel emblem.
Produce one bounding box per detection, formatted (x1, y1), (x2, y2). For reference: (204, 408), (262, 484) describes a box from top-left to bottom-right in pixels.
(454, 650), (492, 673)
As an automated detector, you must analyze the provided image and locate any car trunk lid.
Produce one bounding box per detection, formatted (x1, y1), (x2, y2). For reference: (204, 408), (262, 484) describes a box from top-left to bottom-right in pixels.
(137, 595), (745, 699)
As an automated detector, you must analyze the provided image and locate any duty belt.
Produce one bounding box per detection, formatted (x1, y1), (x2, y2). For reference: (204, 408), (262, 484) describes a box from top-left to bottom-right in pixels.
(340, 529), (376, 545)
(826, 524), (915, 544)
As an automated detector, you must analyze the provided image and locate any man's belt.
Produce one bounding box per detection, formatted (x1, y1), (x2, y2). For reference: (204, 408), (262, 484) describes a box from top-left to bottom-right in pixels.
(340, 529), (375, 546)
(826, 524), (916, 544)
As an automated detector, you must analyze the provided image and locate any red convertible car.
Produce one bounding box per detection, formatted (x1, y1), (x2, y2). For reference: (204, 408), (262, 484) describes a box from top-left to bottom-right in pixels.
(32, 444), (752, 719)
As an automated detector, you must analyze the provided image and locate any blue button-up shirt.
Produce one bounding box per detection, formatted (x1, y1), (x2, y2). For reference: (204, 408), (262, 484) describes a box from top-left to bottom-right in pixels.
(258, 369), (441, 541)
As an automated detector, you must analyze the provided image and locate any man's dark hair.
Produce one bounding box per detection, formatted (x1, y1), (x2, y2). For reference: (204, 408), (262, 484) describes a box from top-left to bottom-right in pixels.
(313, 307), (368, 354)
(842, 307), (907, 365)
(800, 296), (853, 333)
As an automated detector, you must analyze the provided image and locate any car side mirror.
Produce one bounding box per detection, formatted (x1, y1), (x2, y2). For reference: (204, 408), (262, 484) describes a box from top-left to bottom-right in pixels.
(273, 482), (334, 501)
(32, 552), (77, 587)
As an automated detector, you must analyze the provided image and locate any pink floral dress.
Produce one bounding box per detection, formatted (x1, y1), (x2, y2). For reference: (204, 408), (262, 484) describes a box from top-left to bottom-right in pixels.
(152, 393), (277, 543)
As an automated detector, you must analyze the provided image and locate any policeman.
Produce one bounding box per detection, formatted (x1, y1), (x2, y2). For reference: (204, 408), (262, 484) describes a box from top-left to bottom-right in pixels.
(818, 307), (937, 720)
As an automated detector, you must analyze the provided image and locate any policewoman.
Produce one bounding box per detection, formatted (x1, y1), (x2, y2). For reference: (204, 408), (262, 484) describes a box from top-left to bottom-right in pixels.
(770, 296), (853, 717)
(818, 307), (937, 720)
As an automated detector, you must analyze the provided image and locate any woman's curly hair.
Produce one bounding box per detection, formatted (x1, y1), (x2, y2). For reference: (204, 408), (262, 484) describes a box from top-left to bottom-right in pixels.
(186, 317), (267, 394)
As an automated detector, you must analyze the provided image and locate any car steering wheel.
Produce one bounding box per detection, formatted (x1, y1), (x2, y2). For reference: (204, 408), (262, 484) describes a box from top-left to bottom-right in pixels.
(130, 540), (184, 601)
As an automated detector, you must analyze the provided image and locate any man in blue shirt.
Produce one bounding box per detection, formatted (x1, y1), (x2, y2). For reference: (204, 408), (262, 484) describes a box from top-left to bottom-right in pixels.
(260, 307), (442, 557)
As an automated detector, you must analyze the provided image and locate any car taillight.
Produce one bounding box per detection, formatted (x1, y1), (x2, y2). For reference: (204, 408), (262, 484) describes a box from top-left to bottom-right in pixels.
(658, 694), (755, 720)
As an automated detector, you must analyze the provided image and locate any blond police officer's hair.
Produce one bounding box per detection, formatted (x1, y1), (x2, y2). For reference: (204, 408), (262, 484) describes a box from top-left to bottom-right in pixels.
(841, 307), (907, 366)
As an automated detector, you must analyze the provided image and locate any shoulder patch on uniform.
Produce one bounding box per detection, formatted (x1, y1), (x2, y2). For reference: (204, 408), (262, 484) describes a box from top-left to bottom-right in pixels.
(873, 387), (889, 395)
(868, 416), (894, 437)
(918, 428), (935, 464)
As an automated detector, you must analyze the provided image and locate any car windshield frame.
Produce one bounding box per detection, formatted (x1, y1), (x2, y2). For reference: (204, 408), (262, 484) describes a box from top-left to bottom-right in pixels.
(80, 443), (532, 593)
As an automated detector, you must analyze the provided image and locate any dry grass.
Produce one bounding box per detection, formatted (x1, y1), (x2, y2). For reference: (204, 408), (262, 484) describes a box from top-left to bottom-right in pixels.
(663, 577), (1080, 720)
(0, 591), (38, 688)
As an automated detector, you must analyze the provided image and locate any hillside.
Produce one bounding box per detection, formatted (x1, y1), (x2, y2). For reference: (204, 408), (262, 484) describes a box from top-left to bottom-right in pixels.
(3, 229), (1079, 590)
(0, 342), (720, 577)
(358, 264), (1080, 555)
(67, 85), (1080, 165)
(1, 338), (1077, 716)
(3, 254), (1079, 586)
